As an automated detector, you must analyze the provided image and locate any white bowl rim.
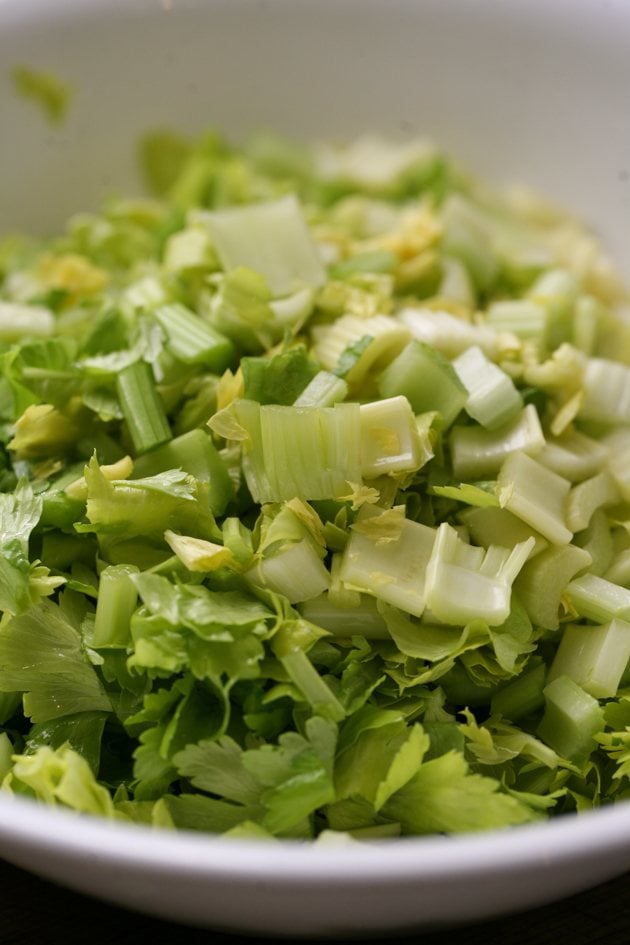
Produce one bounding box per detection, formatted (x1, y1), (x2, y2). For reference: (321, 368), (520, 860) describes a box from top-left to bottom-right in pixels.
(1, 792), (630, 884)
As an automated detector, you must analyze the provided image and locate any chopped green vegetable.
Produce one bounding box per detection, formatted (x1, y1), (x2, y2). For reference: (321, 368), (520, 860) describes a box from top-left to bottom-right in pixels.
(1, 127), (630, 839)
(12, 65), (72, 125)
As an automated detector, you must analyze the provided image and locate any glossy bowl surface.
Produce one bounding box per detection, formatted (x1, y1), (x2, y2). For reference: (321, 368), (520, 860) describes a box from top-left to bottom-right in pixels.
(1, 0), (630, 934)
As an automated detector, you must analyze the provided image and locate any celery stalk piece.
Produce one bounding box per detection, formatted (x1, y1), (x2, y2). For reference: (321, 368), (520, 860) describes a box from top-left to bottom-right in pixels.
(604, 432), (630, 502)
(153, 303), (235, 371)
(360, 396), (426, 477)
(339, 506), (436, 618)
(440, 194), (498, 290)
(449, 404), (545, 480)
(536, 428), (610, 482)
(0, 302), (54, 341)
(310, 314), (410, 389)
(573, 510), (614, 577)
(604, 549), (630, 587)
(514, 544), (592, 631)
(496, 450), (573, 545)
(537, 676), (604, 763)
(205, 194), (326, 296)
(579, 357), (630, 425)
(116, 361), (172, 454)
(565, 573), (630, 624)
(91, 564), (139, 648)
(162, 226), (218, 275)
(452, 345), (522, 430)
(131, 429), (233, 515)
(491, 663), (547, 721)
(293, 371), (349, 407)
(485, 299), (548, 344)
(325, 552), (359, 609)
(435, 257), (476, 309)
(377, 340), (467, 428)
(459, 506), (548, 559)
(298, 593), (390, 639)
(398, 307), (499, 358)
(424, 522), (534, 626)
(566, 471), (620, 533)
(528, 268), (579, 351)
(232, 399), (362, 503)
(246, 540), (331, 604)
(548, 619), (630, 699)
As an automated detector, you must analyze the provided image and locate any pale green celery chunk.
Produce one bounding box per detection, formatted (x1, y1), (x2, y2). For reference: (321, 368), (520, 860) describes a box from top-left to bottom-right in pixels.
(121, 273), (169, 313)
(578, 357), (630, 425)
(328, 553), (361, 609)
(537, 676), (604, 763)
(205, 194), (326, 295)
(339, 506), (436, 618)
(436, 256), (476, 308)
(297, 593), (390, 639)
(459, 506), (548, 559)
(527, 268), (579, 350)
(497, 450), (573, 545)
(0, 302), (54, 341)
(245, 539), (330, 604)
(604, 549), (630, 587)
(450, 404), (544, 480)
(0, 733), (13, 782)
(91, 564), (139, 648)
(572, 295), (603, 355)
(162, 225), (218, 274)
(602, 429), (630, 502)
(360, 396), (425, 477)
(514, 544), (592, 631)
(424, 522), (534, 627)
(377, 341), (467, 429)
(269, 287), (316, 332)
(536, 428), (609, 482)
(232, 400), (362, 504)
(452, 345), (522, 430)
(310, 313), (410, 387)
(485, 299), (548, 344)
(573, 510), (614, 577)
(565, 573), (630, 624)
(440, 194), (498, 290)
(567, 471), (620, 533)
(293, 371), (349, 407)
(548, 619), (630, 698)
(398, 307), (499, 358)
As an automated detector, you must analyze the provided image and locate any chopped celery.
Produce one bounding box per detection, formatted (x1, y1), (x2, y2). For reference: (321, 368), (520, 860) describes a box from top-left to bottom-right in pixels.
(378, 340), (467, 429)
(91, 564), (139, 648)
(497, 450), (573, 545)
(206, 194), (326, 296)
(452, 345), (522, 430)
(116, 360), (172, 454)
(398, 307), (499, 358)
(154, 303), (235, 370)
(537, 676), (604, 763)
(424, 522), (534, 626)
(565, 573), (630, 624)
(359, 396), (425, 477)
(514, 544), (592, 631)
(491, 662), (546, 721)
(132, 428), (232, 514)
(339, 506), (436, 617)
(548, 619), (630, 698)
(4, 127), (630, 839)
(449, 404), (545, 480)
(293, 371), (349, 407)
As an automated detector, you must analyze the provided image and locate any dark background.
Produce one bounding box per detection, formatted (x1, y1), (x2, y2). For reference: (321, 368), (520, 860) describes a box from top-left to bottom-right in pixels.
(1, 858), (629, 944)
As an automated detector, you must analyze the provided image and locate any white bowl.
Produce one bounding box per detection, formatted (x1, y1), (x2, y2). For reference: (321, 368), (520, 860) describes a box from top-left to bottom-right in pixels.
(1, 0), (630, 935)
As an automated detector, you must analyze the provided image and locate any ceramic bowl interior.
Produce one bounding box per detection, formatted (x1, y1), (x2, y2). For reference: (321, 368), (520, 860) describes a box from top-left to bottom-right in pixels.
(1, 0), (630, 935)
